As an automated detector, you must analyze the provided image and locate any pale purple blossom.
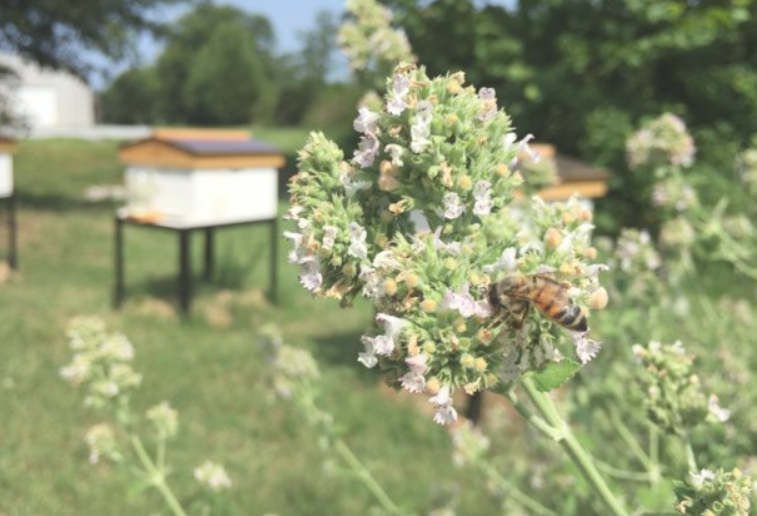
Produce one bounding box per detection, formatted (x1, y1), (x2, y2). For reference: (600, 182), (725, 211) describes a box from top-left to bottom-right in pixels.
(432, 227), (462, 255)
(353, 107), (380, 134)
(690, 469), (716, 489)
(354, 133), (380, 168)
(298, 256), (322, 292)
(373, 250), (401, 269)
(429, 385), (458, 425)
(441, 283), (489, 318)
(284, 205), (304, 221)
(384, 143), (404, 167)
(571, 332), (602, 364)
(348, 222), (368, 260)
(478, 87), (496, 100)
(503, 132), (539, 166)
(473, 181), (492, 216)
(443, 192), (465, 219)
(358, 314), (409, 368)
(416, 100), (433, 124)
(401, 354), (428, 393)
(387, 73), (411, 115)
(321, 226), (338, 251)
(359, 266), (385, 299)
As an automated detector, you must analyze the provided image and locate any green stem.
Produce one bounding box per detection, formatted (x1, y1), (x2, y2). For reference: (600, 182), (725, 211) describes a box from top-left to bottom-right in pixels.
(519, 378), (629, 516)
(504, 390), (564, 441)
(683, 436), (698, 473)
(333, 439), (404, 516)
(130, 435), (188, 516)
(478, 461), (558, 516)
(607, 406), (661, 485)
(594, 459), (658, 483)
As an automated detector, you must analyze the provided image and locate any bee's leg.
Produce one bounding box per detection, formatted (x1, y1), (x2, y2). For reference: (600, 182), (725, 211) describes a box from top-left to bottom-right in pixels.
(510, 299), (530, 329)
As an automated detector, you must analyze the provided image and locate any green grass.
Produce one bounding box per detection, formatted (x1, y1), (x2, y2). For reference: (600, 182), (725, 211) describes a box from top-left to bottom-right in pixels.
(0, 137), (501, 516)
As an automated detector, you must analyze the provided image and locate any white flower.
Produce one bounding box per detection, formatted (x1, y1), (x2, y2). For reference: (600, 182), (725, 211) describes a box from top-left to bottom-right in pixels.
(358, 337), (379, 368)
(353, 107), (380, 134)
(376, 313), (408, 341)
(284, 205), (304, 220)
(478, 87), (496, 100)
(322, 225), (339, 251)
(708, 394), (731, 423)
(354, 133), (380, 168)
(401, 369), (426, 393)
(298, 256), (322, 292)
(429, 385), (458, 425)
(482, 247), (517, 275)
(571, 332), (601, 364)
(85, 424), (119, 465)
(406, 353), (428, 373)
(432, 227), (462, 255)
(503, 132), (539, 165)
(194, 461), (232, 492)
(690, 469), (716, 489)
(60, 354), (93, 385)
(415, 100), (433, 125)
(473, 180), (492, 216)
(443, 192), (465, 219)
(348, 222), (368, 260)
(340, 172), (372, 198)
(283, 231), (304, 264)
(146, 401), (179, 438)
(478, 87), (497, 121)
(384, 143), (404, 167)
(359, 265), (385, 299)
(410, 119), (431, 153)
(358, 314), (409, 368)
(373, 250), (401, 269)
(387, 73), (410, 115)
(440, 283), (489, 318)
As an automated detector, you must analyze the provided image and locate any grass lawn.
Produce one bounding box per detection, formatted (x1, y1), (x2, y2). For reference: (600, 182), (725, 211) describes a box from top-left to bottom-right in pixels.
(0, 136), (503, 515)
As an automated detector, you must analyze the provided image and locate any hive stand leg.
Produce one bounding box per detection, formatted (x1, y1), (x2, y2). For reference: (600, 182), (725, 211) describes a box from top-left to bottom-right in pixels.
(179, 229), (192, 315)
(113, 216), (125, 309)
(269, 217), (278, 305)
(8, 193), (17, 270)
(204, 228), (215, 281)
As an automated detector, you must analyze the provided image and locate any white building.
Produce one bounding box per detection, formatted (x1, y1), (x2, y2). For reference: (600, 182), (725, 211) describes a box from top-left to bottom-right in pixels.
(0, 53), (95, 129)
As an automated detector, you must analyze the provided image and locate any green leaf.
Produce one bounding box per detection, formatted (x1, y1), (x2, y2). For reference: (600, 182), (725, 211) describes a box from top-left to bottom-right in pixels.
(529, 360), (582, 392)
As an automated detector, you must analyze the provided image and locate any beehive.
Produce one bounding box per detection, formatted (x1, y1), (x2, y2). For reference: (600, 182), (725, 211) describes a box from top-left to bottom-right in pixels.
(119, 130), (285, 225)
(0, 136), (17, 197)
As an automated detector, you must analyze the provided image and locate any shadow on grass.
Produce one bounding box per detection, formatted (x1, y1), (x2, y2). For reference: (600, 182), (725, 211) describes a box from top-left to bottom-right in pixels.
(312, 329), (382, 384)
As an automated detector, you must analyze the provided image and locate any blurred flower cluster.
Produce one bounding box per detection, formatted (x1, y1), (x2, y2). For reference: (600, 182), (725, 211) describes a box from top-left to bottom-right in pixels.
(60, 317), (141, 411)
(674, 468), (752, 516)
(735, 148), (757, 197)
(631, 341), (730, 436)
(62, 318), (232, 512)
(626, 113), (696, 170)
(287, 64), (609, 424)
(339, 0), (415, 90)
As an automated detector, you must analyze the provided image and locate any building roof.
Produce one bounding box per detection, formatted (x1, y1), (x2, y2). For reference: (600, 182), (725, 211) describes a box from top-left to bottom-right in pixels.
(530, 143), (610, 200)
(119, 130), (285, 169)
(0, 135), (17, 154)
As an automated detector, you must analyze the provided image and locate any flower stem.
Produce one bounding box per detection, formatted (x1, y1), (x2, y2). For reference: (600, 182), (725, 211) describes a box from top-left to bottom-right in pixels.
(519, 377), (629, 516)
(683, 435), (698, 473)
(607, 406), (661, 485)
(333, 438), (405, 516)
(130, 435), (188, 516)
(477, 460), (558, 516)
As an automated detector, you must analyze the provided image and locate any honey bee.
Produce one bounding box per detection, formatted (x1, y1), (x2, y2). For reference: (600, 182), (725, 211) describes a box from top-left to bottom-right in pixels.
(488, 274), (588, 332)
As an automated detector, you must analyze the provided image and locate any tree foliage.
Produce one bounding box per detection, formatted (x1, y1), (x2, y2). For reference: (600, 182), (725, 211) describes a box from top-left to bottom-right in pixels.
(0, 0), (187, 78)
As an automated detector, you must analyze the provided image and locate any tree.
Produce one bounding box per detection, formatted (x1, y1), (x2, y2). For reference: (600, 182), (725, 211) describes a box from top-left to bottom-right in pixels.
(183, 22), (275, 125)
(154, 3), (276, 124)
(100, 66), (161, 124)
(0, 0), (188, 78)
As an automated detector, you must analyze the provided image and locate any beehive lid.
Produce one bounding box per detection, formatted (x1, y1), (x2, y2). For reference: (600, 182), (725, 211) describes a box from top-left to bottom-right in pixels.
(119, 129), (285, 169)
(0, 135), (17, 154)
(530, 143), (610, 201)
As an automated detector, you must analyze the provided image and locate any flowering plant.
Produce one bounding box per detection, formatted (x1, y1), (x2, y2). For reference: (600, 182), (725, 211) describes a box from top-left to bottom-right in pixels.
(61, 317), (231, 516)
(287, 63), (609, 426)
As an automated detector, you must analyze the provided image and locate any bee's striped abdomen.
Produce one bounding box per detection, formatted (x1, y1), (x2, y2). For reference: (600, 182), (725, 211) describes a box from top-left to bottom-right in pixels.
(555, 303), (587, 332)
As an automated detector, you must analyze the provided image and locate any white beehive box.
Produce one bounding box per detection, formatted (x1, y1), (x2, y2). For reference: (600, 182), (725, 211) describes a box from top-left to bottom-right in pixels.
(119, 130), (285, 225)
(0, 137), (17, 198)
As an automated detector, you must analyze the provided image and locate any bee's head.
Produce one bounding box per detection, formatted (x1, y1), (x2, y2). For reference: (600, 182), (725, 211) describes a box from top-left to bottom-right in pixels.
(497, 275), (526, 295)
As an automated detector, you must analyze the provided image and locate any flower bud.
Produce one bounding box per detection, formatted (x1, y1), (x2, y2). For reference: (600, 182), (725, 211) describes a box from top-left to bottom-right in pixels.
(421, 299), (437, 313)
(496, 163), (510, 176)
(426, 376), (441, 394)
(474, 357), (488, 373)
(383, 278), (398, 296)
(405, 273), (421, 288)
(380, 160), (396, 176)
(460, 353), (475, 369)
(458, 175), (473, 190)
(444, 258), (458, 271)
(589, 287), (609, 310)
(343, 263), (357, 278)
(561, 211), (575, 225)
(447, 81), (462, 95)
(445, 113), (459, 126)
(423, 341), (437, 354)
(544, 227), (563, 249)
(584, 247), (598, 259)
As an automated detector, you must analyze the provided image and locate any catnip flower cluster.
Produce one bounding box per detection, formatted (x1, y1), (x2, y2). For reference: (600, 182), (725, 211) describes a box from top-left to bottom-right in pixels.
(287, 64), (608, 424)
(674, 468), (752, 516)
(60, 317), (141, 409)
(626, 113), (696, 170)
(338, 0), (415, 86)
(631, 341), (730, 436)
(194, 461), (233, 492)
